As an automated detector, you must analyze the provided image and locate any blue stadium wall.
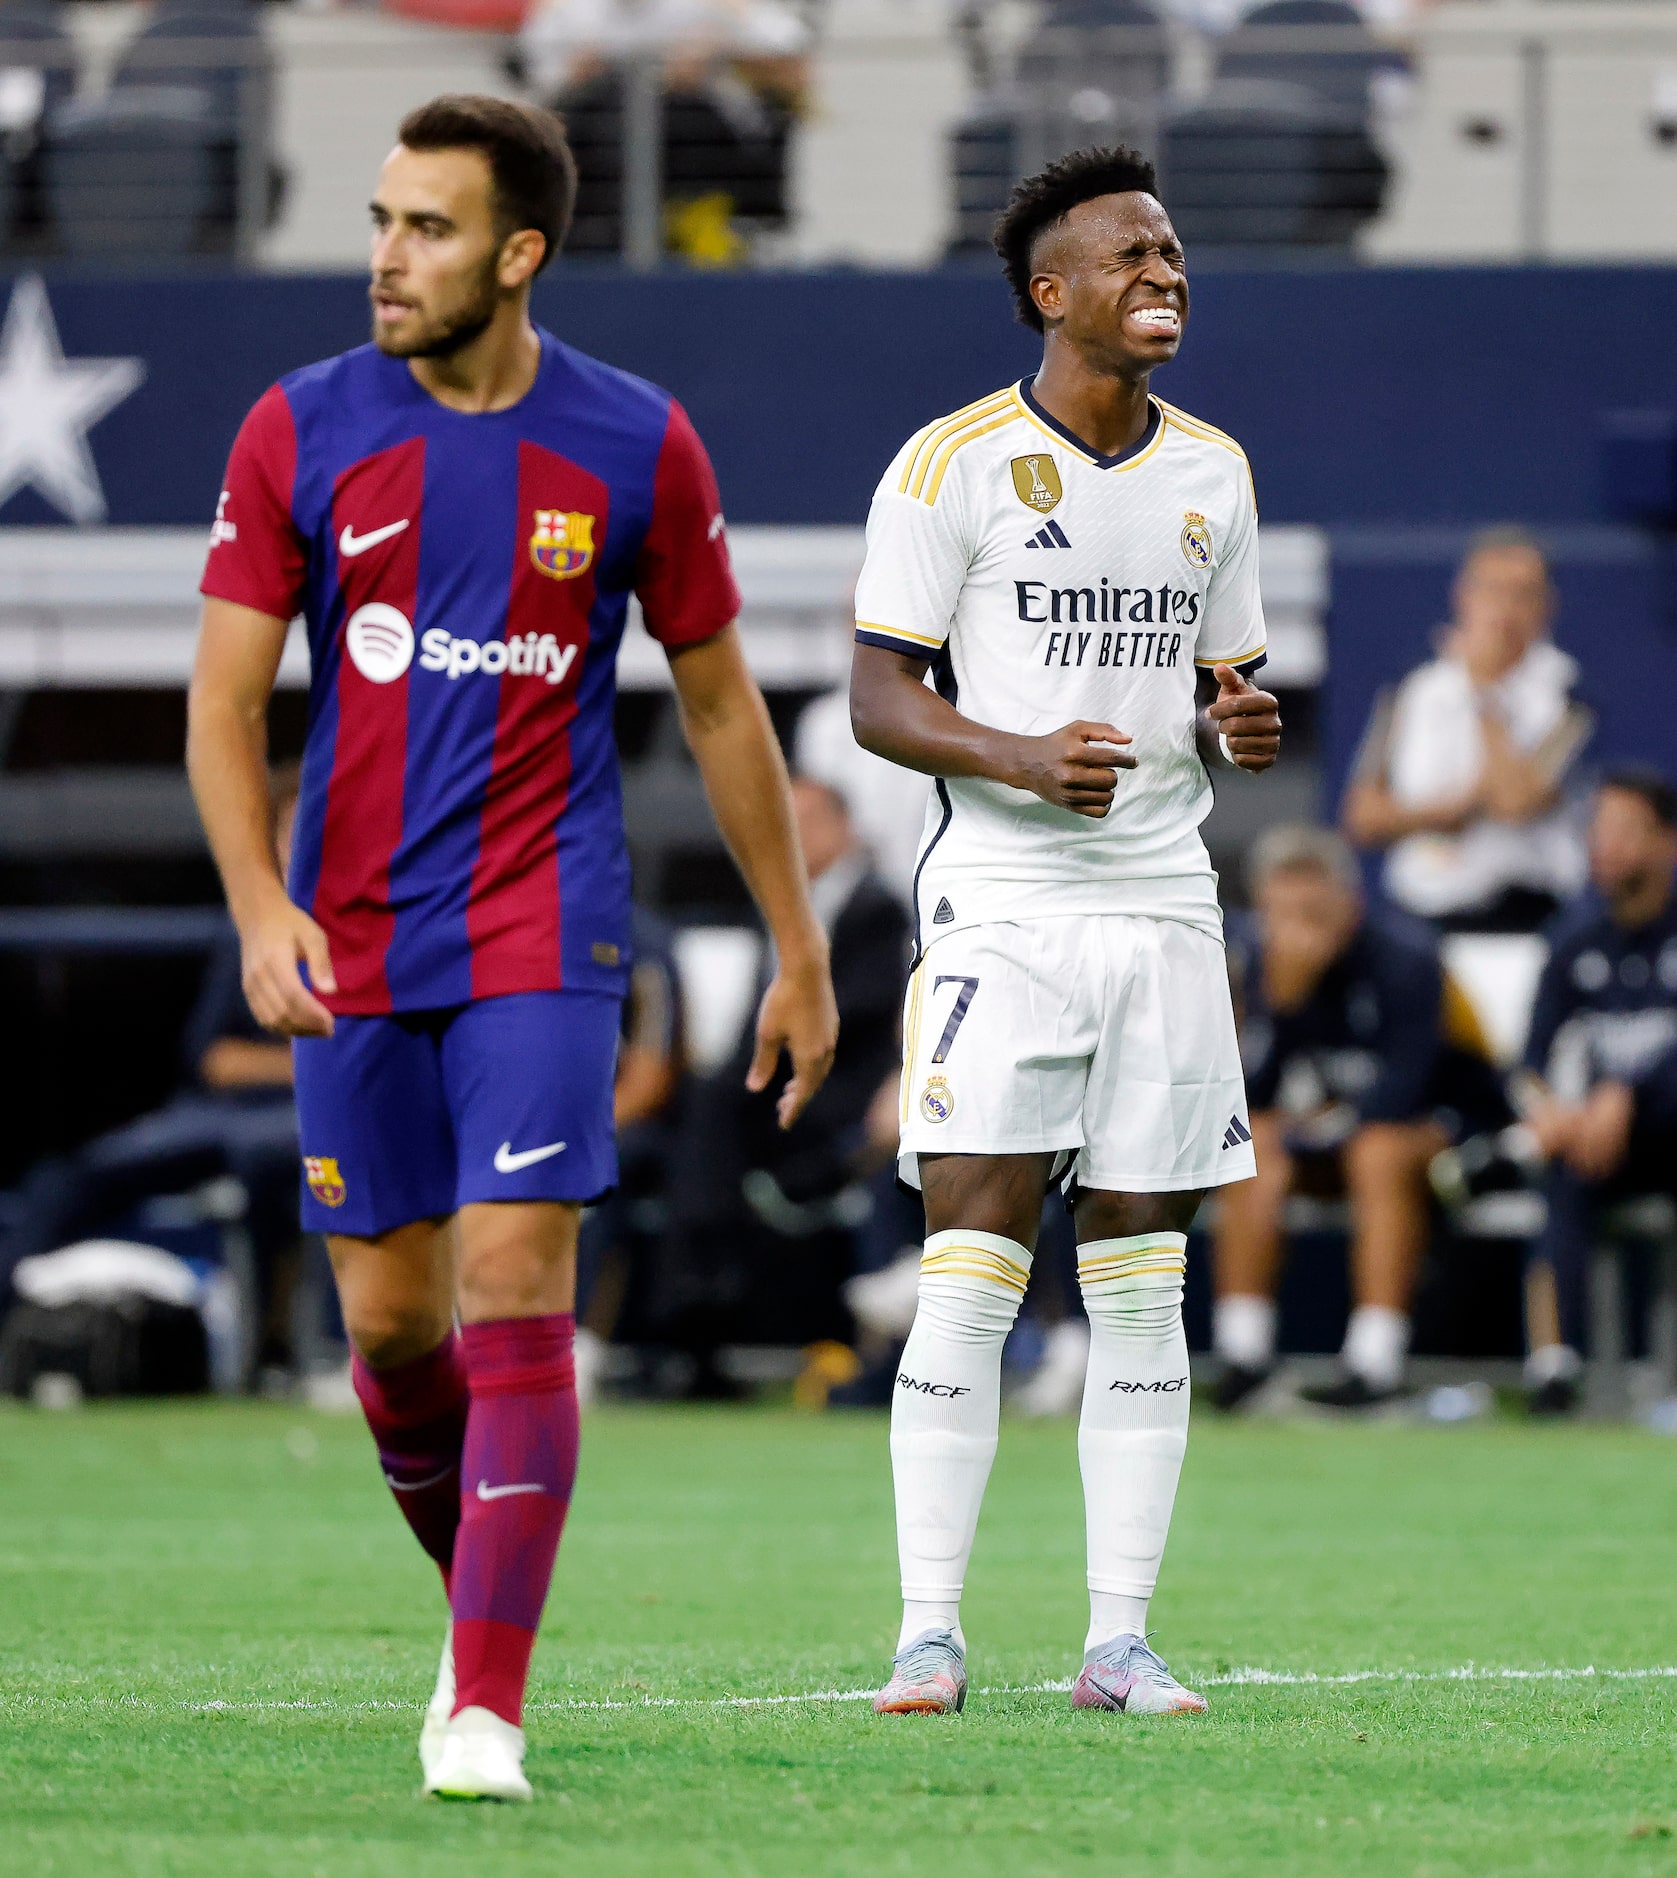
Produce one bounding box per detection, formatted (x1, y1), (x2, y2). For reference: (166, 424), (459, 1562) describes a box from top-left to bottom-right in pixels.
(6, 263), (1676, 789)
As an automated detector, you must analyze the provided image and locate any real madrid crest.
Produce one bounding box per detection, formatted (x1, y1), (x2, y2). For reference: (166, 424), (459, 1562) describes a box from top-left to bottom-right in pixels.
(1010, 454), (1063, 514)
(1180, 510), (1212, 569)
(530, 509), (596, 581)
(920, 1075), (955, 1125)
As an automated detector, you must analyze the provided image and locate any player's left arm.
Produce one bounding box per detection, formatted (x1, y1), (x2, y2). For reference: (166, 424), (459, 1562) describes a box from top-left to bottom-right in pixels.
(668, 626), (838, 1128)
(1193, 459), (1280, 773)
(1196, 661), (1281, 773)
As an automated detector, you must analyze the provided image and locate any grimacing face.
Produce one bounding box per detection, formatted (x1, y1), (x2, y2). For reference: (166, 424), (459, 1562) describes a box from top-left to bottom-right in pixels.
(1029, 192), (1188, 378)
(368, 144), (531, 360)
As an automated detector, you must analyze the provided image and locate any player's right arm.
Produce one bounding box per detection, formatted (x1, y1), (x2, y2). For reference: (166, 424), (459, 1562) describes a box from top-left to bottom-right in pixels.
(188, 600), (336, 1038)
(848, 450), (1133, 820)
(188, 384), (334, 1038)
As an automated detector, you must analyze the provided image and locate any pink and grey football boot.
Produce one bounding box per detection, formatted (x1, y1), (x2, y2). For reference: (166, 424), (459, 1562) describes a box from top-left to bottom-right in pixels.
(1071, 1635), (1208, 1715)
(873, 1627), (967, 1715)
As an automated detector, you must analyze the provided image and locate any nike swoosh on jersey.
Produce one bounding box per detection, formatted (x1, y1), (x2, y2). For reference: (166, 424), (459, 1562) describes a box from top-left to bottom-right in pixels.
(338, 518), (411, 557)
(475, 1480), (547, 1501)
(494, 1139), (568, 1173)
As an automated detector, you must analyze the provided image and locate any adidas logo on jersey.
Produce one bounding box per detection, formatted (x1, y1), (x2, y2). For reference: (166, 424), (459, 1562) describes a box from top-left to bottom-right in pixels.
(1222, 1115), (1253, 1150)
(1024, 519), (1072, 550)
(932, 897), (955, 925)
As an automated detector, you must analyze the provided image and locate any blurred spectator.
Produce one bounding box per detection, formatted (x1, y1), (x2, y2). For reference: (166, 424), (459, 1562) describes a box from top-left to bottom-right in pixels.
(0, 768), (302, 1382)
(522, 0), (810, 261)
(648, 775), (909, 1394)
(1343, 528), (1591, 933)
(1513, 771), (1677, 1415)
(1213, 824), (1505, 1410)
(572, 905), (687, 1402)
(794, 670), (927, 909)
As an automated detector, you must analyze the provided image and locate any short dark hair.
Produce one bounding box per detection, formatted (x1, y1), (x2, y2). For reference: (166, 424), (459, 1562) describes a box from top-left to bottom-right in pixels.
(1600, 766), (1677, 829)
(398, 94), (577, 273)
(993, 145), (1161, 333)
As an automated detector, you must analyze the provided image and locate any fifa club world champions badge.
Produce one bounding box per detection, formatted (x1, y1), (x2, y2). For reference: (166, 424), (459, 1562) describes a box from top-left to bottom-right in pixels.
(920, 1075), (955, 1124)
(1010, 454), (1062, 514)
(530, 509), (596, 580)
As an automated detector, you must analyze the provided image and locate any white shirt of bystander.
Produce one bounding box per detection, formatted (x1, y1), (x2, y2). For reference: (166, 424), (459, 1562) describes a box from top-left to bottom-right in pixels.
(1381, 639), (1587, 918)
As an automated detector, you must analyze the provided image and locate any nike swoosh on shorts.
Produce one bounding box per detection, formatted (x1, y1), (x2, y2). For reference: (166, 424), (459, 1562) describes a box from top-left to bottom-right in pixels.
(339, 518), (410, 557)
(494, 1140), (567, 1173)
(475, 1480), (547, 1502)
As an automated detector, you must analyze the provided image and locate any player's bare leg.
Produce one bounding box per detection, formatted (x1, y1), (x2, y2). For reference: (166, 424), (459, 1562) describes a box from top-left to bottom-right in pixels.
(1068, 1185), (1207, 1713)
(874, 1152), (1051, 1715)
(1302, 1119), (1448, 1409)
(422, 1200), (582, 1800)
(1209, 1110), (1292, 1406)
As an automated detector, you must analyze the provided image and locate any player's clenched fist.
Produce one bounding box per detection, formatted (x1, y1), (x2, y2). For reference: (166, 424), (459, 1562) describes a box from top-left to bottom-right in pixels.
(1010, 720), (1137, 819)
(1206, 663), (1281, 772)
(238, 890), (337, 1038)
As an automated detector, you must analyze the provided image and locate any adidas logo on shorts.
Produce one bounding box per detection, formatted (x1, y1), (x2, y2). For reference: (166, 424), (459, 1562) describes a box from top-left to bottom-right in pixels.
(1221, 1115), (1253, 1150)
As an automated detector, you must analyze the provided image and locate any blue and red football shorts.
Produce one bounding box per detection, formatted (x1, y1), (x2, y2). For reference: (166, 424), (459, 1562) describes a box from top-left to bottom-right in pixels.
(292, 989), (621, 1237)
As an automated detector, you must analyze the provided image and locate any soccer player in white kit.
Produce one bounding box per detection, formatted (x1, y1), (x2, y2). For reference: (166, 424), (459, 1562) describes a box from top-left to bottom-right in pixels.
(851, 147), (1283, 1717)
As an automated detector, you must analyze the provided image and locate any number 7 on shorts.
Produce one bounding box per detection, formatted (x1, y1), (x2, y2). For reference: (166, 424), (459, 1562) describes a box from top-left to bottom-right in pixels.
(931, 975), (979, 1065)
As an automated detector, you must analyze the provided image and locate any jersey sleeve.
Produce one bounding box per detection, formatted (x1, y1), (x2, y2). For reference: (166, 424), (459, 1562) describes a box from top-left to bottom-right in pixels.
(1195, 462), (1265, 670)
(852, 452), (971, 662)
(635, 399), (741, 649)
(199, 384), (308, 621)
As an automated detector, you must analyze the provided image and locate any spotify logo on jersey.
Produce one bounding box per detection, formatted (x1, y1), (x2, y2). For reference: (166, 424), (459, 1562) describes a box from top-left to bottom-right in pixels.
(344, 603), (415, 683)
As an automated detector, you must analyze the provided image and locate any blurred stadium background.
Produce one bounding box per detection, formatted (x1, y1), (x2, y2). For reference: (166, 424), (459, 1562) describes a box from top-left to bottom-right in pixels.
(1, 0), (1676, 1423)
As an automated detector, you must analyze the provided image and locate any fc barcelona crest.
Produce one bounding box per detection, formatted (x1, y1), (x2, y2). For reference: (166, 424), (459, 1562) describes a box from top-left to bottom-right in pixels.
(303, 1156), (346, 1208)
(530, 510), (596, 581)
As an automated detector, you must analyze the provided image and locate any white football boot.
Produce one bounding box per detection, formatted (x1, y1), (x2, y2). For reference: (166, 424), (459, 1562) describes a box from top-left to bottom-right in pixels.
(417, 1621), (454, 1785)
(424, 1705), (533, 1802)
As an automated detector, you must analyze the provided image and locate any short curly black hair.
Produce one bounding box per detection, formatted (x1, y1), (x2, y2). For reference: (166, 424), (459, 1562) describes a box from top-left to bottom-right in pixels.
(993, 145), (1161, 333)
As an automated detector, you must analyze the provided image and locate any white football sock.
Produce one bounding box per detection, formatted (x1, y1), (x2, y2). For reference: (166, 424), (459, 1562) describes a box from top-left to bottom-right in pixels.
(890, 1228), (1030, 1654)
(1213, 1292), (1276, 1370)
(1077, 1233), (1191, 1656)
(1342, 1304), (1409, 1390)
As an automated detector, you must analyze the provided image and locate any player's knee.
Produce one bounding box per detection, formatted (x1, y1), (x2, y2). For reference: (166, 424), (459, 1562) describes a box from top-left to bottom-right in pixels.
(345, 1297), (453, 1370)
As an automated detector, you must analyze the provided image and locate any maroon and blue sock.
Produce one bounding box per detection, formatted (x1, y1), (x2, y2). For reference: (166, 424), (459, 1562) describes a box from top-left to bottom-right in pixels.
(450, 1313), (580, 1726)
(351, 1333), (469, 1586)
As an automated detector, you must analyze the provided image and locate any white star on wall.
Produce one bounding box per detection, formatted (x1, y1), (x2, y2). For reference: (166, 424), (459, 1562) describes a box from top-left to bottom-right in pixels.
(0, 273), (145, 525)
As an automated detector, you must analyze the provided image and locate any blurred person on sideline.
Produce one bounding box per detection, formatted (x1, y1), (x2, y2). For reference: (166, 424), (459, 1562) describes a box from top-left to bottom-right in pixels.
(653, 775), (909, 1396)
(570, 904), (687, 1405)
(0, 767), (304, 1382)
(522, 0), (810, 263)
(795, 650), (930, 909)
(1342, 529), (1591, 933)
(1510, 770), (1677, 1415)
(1213, 824), (1505, 1411)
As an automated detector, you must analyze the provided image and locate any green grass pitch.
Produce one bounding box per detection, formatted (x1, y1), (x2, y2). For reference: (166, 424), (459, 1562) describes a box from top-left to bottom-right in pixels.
(4, 1399), (1677, 1876)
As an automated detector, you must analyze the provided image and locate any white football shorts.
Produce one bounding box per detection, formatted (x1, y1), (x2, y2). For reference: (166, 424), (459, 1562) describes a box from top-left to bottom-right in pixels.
(897, 913), (1256, 1194)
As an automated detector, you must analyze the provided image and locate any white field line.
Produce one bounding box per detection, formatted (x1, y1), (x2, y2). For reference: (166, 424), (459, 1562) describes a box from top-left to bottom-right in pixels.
(48, 1664), (1677, 1717)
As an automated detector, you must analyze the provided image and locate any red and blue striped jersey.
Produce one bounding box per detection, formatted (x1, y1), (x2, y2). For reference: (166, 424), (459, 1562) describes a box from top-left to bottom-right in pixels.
(201, 331), (739, 1016)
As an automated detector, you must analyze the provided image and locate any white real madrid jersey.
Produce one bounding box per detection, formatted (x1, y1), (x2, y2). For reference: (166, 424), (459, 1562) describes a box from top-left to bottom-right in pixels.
(853, 378), (1266, 949)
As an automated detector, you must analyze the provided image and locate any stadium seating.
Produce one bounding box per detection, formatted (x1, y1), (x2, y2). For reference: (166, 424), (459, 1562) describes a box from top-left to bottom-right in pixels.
(0, 0), (72, 256)
(45, 89), (219, 260)
(1158, 78), (1386, 249)
(1215, 0), (1395, 116)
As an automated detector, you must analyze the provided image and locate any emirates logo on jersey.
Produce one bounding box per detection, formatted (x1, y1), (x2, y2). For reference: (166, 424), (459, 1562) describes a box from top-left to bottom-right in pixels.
(530, 510), (596, 580)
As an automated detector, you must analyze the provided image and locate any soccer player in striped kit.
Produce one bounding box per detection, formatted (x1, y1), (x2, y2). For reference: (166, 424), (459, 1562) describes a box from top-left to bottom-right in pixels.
(188, 95), (836, 1799)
